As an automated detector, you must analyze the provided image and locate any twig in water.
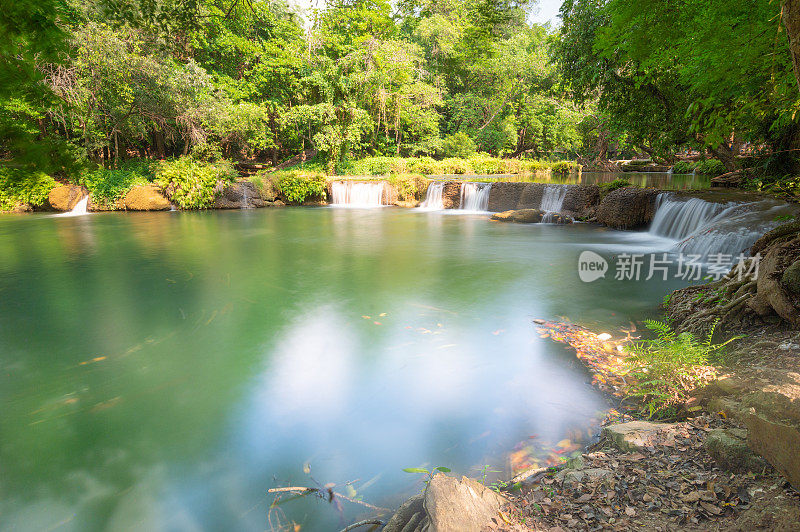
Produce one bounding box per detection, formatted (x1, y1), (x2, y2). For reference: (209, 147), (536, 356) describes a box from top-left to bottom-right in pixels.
(338, 519), (385, 532)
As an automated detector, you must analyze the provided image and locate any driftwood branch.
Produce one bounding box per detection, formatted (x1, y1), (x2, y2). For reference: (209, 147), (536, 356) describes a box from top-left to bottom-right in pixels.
(267, 486), (389, 512)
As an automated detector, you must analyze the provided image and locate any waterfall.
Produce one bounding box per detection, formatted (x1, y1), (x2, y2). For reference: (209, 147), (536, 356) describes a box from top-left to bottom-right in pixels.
(649, 194), (728, 240)
(242, 184), (249, 209)
(539, 185), (569, 223)
(649, 193), (794, 258)
(459, 182), (491, 211)
(420, 182), (445, 209)
(330, 181), (387, 207)
(54, 195), (90, 217)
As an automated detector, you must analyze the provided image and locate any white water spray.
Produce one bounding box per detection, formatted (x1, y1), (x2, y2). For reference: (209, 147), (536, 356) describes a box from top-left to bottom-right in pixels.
(649, 193), (795, 258)
(459, 182), (491, 211)
(420, 182), (445, 210)
(539, 185), (569, 223)
(54, 196), (90, 217)
(330, 181), (387, 207)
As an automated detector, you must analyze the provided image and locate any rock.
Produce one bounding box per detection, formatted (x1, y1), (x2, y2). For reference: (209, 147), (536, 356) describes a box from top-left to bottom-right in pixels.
(442, 181), (462, 209)
(704, 428), (767, 473)
(543, 213), (573, 224)
(595, 187), (659, 229)
(490, 210), (515, 222)
(214, 181), (265, 209)
(273, 200), (285, 207)
(602, 421), (678, 452)
(487, 182), (529, 212)
(556, 468), (612, 487)
(423, 474), (507, 532)
(562, 184), (601, 219)
(48, 184), (90, 211)
(383, 494), (425, 532)
(490, 209), (544, 223)
(512, 209), (545, 223)
(122, 185), (171, 211)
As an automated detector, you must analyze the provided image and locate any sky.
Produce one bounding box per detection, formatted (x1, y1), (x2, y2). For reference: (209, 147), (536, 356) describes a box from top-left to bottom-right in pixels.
(290, 0), (563, 27)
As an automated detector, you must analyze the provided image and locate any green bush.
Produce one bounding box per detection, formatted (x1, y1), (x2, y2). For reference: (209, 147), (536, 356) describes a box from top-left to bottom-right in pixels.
(0, 168), (57, 211)
(671, 160), (695, 174)
(275, 171), (327, 204)
(387, 173), (428, 201)
(623, 320), (736, 419)
(441, 132), (476, 159)
(468, 153), (509, 174)
(599, 178), (633, 193)
(551, 161), (579, 175)
(155, 157), (238, 209)
(342, 156), (407, 176)
(694, 159), (726, 175)
(78, 159), (154, 208)
(438, 157), (471, 174)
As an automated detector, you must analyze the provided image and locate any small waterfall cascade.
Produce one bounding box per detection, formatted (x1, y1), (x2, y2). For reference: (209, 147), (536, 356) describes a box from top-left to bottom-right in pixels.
(539, 185), (569, 223)
(420, 182), (445, 209)
(649, 194), (728, 240)
(330, 181), (387, 207)
(55, 195), (90, 217)
(459, 182), (491, 211)
(649, 193), (796, 258)
(241, 184), (249, 209)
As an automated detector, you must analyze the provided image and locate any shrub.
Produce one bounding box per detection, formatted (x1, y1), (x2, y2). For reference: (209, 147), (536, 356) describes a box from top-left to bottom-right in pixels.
(551, 161), (579, 175)
(78, 159), (154, 208)
(441, 132), (476, 159)
(0, 168), (57, 210)
(387, 173), (428, 201)
(342, 156), (407, 176)
(275, 171), (327, 204)
(672, 160), (695, 174)
(408, 156), (442, 175)
(468, 153), (510, 174)
(155, 157), (238, 209)
(438, 157), (471, 174)
(599, 178), (633, 193)
(694, 159), (726, 175)
(623, 320), (736, 419)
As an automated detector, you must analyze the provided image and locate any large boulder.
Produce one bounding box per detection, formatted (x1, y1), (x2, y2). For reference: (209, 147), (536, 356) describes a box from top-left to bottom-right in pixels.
(704, 428), (767, 473)
(122, 185), (171, 211)
(48, 184), (90, 211)
(214, 181), (265, 209)
(595, 187), (659, 229)
(697, 371), (800, 490)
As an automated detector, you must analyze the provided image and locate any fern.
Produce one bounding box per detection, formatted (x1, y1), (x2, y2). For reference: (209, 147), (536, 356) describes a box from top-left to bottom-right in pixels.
(623, 320), (737, 419)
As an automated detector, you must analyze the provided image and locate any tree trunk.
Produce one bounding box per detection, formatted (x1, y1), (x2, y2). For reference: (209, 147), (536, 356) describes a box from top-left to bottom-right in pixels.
(783, 0), (800, 92)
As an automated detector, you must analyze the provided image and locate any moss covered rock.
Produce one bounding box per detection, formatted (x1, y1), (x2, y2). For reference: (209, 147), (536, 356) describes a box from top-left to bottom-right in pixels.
(48, 184), (90, 211)
(122, 185), (171, 211)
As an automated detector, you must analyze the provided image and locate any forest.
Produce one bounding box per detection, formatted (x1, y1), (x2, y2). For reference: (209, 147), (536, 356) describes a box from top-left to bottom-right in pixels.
(2, 0), (800, 208)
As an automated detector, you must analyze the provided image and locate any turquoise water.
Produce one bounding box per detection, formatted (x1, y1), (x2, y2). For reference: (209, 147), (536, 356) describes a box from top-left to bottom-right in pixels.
(0, 208), (691, 531)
